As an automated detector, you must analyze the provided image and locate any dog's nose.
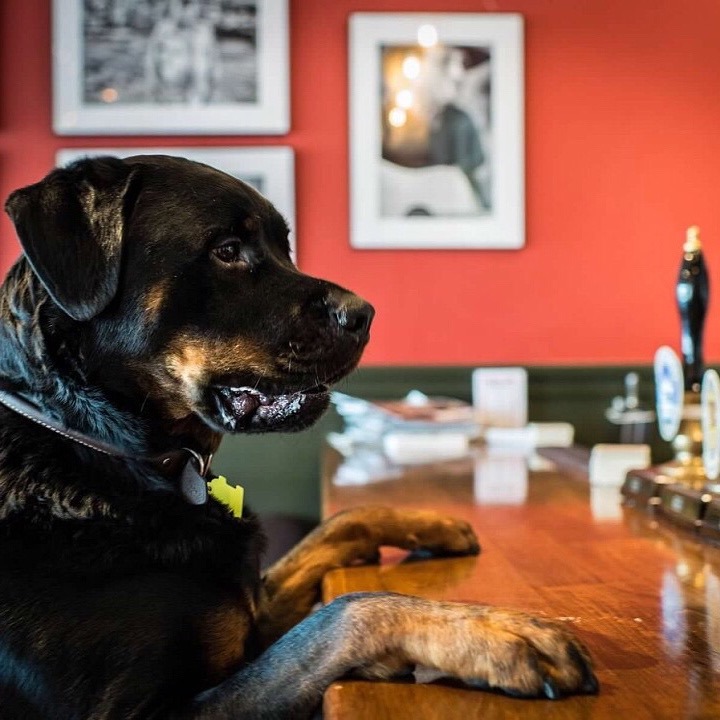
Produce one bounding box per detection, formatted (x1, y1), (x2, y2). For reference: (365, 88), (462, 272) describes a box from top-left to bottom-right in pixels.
(327, 294), (375, 336)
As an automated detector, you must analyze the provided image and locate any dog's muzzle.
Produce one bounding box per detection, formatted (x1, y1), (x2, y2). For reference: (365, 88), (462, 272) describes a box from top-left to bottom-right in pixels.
(203, 293), (374, 434)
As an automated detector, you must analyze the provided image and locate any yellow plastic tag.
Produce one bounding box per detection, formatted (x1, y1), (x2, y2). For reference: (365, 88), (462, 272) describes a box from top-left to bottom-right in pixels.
(207, 475), (244, 518)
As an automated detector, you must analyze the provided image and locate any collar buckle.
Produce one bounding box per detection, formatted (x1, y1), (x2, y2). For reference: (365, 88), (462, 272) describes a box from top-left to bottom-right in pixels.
(182, 448), (213, 478)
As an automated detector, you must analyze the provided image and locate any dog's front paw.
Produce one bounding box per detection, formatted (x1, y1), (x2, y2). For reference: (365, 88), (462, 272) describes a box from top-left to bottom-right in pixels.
(392, 509), (480, 557)
(325, 507), (480, 559)
(345, 594), (598, 700)
(450, 607), (598, 698)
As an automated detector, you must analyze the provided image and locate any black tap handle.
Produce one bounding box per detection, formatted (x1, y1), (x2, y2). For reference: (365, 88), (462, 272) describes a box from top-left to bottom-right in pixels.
(676, 226), (709, 392)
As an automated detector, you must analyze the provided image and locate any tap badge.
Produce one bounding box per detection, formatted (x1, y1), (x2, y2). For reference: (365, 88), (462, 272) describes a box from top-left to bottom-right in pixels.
(701, 369), (720, 481)
(654, 345), (684, 442)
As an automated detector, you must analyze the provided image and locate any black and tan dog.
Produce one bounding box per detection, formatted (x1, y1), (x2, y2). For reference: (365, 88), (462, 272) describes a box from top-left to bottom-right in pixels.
(0, 156), (597, 718)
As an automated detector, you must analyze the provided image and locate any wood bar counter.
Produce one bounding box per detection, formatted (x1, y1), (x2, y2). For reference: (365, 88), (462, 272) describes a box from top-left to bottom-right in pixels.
(320, 446), (720, 720)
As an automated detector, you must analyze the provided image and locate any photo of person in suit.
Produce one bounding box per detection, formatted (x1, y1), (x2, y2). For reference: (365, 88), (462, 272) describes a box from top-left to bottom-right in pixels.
(380, 43), (492, 217)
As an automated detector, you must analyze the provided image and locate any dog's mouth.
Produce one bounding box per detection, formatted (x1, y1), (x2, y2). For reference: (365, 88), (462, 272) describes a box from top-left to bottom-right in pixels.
(208, 384), (330, 433)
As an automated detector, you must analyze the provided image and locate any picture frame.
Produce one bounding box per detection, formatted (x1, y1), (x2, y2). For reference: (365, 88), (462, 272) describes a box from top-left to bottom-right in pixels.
(56, 147), (296, 258)
(53, 0), (289, 135)
(349, 13), (524, 250)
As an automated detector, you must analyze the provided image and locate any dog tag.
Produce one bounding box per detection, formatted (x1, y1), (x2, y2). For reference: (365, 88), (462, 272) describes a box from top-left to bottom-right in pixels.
(180, 460), (209, 505)
(208, 475), (244, 518)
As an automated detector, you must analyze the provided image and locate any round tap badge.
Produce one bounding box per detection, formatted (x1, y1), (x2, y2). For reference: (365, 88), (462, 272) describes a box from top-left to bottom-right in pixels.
(654, 346), (684, 442)
(701, 369), (720, 481)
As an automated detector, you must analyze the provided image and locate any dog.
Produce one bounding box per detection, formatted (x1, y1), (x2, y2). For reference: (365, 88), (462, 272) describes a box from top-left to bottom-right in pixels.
(0, 156), (598, 718)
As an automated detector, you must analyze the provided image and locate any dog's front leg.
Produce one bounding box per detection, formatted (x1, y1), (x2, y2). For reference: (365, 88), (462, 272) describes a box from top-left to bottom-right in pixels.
(257, 506), (480, 645)
(181, 591), (597, 720)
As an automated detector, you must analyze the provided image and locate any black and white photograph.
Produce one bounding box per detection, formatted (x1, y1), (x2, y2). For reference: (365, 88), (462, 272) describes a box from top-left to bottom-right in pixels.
(350, 13), (524, 249)
(83, 0), (258, 106)
(56, 147), (297, 257)
(53, 0), (289, 134)
(381, 42), (492, 218)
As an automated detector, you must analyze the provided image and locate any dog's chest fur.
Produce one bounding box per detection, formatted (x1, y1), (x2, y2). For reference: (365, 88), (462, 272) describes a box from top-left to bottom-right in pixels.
(0, 406), (265, 709)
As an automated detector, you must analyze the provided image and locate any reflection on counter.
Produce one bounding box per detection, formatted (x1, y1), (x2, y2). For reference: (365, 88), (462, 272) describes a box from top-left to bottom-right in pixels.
(590, 485), (624, 521)
(707, 571), (720, 672)
(473, 448), (528, 505)
(661, 569), (687, 658)
(624, 508), (720, 681)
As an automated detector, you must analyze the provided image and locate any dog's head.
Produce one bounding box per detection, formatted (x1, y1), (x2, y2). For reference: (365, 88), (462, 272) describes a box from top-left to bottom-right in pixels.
(4, 155), (373, 438)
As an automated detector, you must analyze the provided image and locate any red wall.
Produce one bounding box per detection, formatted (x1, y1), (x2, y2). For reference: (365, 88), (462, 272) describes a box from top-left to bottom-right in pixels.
(2, 0), (720, 366)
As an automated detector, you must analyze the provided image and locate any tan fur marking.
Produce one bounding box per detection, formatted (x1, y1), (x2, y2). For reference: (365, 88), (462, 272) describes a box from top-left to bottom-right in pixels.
(128, 333), (279, 423)
(165, 344), (209, 389)
(164, 336), (274, 383)
(201, 602), (252, 683)
(143, 281), (169, 321)
(137, 335), (277, 420)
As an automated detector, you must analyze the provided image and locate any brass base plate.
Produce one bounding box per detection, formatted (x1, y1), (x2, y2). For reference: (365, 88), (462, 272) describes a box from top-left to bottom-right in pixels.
(623, 466), (720, 541)
(657, 483), (708, 529)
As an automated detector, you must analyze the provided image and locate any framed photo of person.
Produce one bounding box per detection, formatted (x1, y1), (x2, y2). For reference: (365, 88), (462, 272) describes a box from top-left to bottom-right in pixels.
(53, 0), (289, 135)
(349, 13), (524, 249)
(56, 147), (297, 258)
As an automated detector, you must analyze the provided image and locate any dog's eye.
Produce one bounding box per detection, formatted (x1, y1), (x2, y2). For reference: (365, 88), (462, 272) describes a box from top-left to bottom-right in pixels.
(212, 240), (247, 266)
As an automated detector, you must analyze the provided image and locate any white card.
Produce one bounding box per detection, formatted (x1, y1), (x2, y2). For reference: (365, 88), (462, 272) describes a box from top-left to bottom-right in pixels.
(588, 443), (651, 486)
(472, 367), (527, 428)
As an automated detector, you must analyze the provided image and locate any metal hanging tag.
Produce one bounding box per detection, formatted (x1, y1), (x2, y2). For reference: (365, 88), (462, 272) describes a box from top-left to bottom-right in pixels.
(180, 458), (209, 505)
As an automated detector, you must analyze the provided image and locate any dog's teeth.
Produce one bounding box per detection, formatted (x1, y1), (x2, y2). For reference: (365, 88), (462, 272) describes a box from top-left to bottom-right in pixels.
(230, 393), (260, 417)
(216, 386), (316, 426)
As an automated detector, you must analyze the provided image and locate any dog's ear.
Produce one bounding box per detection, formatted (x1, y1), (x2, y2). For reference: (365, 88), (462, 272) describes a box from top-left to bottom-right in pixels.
(4, 156), (137, 322)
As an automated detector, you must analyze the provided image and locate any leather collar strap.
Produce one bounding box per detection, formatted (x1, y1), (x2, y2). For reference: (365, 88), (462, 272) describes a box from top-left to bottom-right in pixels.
(0, 387), (211, 505)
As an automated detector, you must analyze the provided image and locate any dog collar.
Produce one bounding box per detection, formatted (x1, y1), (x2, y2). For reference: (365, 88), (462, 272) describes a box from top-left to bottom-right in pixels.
(0, 386), (215, 507)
